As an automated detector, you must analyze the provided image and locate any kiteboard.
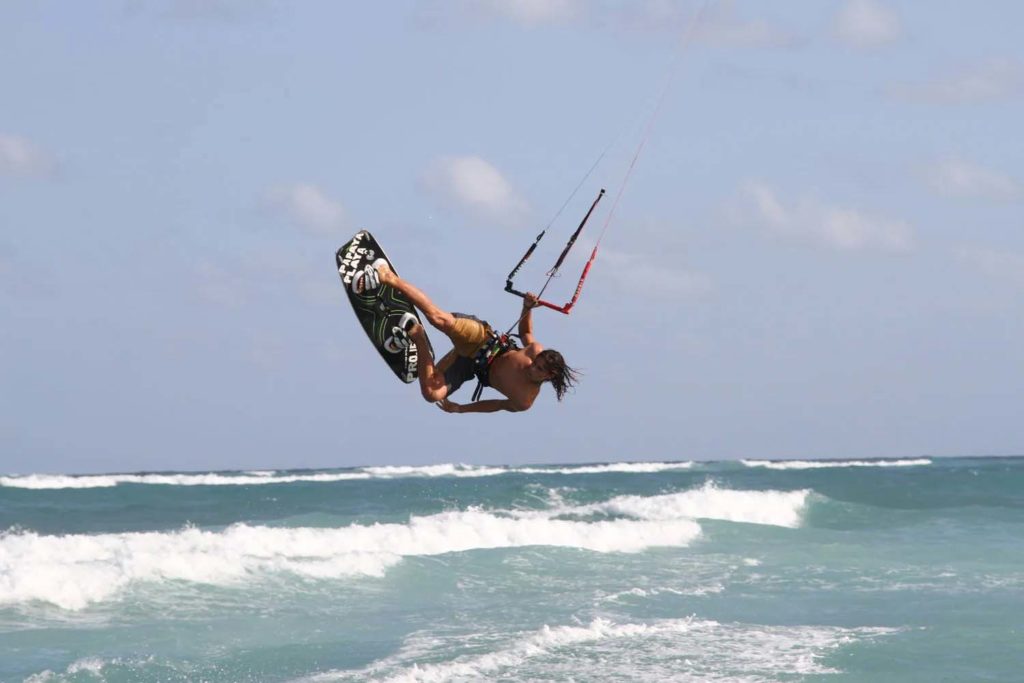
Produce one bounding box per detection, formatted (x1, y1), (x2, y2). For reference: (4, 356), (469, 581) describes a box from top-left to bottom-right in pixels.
(335, 230), (433, 383)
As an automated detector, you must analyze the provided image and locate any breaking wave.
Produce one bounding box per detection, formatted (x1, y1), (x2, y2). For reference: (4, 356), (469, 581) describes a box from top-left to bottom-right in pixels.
(0, 512), (701, 610)
(360, 464), (507, 478)
(559, 483), (809, 528)
(741, 458), (931, 470)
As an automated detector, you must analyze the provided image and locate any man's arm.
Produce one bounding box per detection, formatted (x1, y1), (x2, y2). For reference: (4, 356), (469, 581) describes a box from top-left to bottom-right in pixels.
(518, 292), (538, 346)
(437, 398), (528, 414)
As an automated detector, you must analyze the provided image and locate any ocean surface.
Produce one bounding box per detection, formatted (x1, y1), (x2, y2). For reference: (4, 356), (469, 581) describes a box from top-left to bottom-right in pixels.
(1, 456), (1022, 682)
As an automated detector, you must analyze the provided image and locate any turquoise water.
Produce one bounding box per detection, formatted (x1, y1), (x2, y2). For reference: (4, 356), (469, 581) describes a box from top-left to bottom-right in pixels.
(2, 457), (1022, 682)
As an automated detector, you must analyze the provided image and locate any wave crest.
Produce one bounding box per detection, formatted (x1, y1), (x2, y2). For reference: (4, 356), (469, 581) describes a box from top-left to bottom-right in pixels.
(0, 472), (371, 489)
(568, 484), (809, 528)
(0, 512), (700, 610)
(1, 461), (696, 489)
(741, 458), (931, 470)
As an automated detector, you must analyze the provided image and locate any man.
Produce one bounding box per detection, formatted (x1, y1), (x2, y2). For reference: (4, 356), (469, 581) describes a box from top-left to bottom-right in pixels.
(357, 260), (579, 414)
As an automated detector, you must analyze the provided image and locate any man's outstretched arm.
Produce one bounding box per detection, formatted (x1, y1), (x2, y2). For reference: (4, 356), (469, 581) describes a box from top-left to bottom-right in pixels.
(437, 398), (528, 414)
(518, 292), (539, 346)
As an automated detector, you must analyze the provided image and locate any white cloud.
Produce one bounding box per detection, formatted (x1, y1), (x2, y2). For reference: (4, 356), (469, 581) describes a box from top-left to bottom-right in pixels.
(835, 0), (901, 48)
(956, 247), (1024, 289)
(422, 155), (529, 226)
(0, 134), (57, 178)
(478, 0), (582, 26)
(925, 159), (1022, 201)
(598, 243), (712, 298)
(620, 1), (796, 47)
(732, 182), (914, 253)
(420, 0), (583, 27)
(890, 58), (1024, 104)
(264, 183), (348, 236)
(694, 3), (796, 48)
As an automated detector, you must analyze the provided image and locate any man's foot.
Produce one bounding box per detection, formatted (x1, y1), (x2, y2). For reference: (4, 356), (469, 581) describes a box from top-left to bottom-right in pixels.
(374, 261), (396, 285)
(406, 321), (426, 346)
(384, 313), (419, 353)
(351, 258), (391, 295)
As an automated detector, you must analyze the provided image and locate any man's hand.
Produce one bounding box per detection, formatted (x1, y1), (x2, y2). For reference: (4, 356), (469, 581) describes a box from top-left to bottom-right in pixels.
(519, 292), (538, 345)
(437, 398), (522, 414)
(436, 399), (463, 414)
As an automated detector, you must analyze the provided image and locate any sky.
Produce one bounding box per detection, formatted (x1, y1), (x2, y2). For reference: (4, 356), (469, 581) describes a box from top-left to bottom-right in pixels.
(1, 0), (1022, 474)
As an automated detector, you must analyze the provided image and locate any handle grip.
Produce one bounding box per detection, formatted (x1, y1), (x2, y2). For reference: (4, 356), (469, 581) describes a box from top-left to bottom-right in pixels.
(504, 284), (571, 314)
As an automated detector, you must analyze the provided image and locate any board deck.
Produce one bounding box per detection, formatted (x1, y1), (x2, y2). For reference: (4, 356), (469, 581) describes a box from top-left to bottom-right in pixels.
(335, 230), (433, 383)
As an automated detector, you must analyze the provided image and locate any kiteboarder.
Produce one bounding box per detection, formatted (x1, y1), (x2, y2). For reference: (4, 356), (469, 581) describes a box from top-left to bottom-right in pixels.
(357, 260), (579, 413)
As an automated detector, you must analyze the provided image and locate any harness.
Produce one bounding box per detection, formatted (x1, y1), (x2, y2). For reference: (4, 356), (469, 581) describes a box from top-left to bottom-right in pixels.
(470, 333), (519, 402)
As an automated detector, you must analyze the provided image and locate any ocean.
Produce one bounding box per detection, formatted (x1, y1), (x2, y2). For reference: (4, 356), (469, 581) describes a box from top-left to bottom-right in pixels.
(1, 456), (1022, 682)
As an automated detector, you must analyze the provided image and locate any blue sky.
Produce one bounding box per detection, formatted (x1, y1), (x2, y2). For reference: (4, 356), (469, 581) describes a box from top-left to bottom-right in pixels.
(2, 1), (1022, 474)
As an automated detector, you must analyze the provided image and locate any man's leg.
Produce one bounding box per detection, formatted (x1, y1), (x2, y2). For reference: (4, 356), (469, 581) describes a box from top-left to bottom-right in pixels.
(408, 325), (448, 402)
(373, 264), (457, 403)
(375, 264), (457, 335)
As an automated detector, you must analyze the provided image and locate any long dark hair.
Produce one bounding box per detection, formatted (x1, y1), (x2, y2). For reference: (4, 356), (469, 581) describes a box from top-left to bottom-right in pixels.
(537, 349), (580, 401)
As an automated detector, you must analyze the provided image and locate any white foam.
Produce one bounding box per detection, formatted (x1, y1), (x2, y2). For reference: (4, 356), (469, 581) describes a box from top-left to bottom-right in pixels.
(302, 617), (897, 683)
(1, 461), (697, 489)
(600, 584), (723, 602)
(376, 619), (682, 683)
(549, 483), (810, 528)
(24, 657), (110, 683)
(360, 464), (507, 478)
(0, 512), (700, 610)
(741, 458), (931, 470)
(516, 461), (694, 475)
(0, 471), (371, 489)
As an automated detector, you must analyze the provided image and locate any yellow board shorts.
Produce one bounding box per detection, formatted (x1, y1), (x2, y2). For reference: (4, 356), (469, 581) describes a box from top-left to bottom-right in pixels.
(448, 313), (493, 357)
(440, 313), (494, 396)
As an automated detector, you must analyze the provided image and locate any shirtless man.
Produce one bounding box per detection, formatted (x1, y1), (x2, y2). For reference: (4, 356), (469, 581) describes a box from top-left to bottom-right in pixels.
(361, 261), (579, 414)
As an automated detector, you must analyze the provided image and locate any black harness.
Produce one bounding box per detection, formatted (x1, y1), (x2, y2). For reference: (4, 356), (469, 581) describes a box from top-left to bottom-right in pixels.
(471, 333), (519, 401)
